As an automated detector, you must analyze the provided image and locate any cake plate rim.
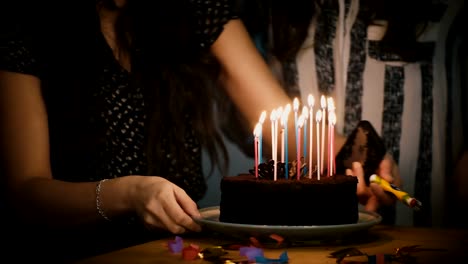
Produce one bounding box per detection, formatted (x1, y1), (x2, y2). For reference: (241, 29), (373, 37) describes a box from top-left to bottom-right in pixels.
(194, 206), (382, 242)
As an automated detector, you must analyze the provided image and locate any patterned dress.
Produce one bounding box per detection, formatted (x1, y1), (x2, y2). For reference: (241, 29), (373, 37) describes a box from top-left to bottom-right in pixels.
(0, 0), (238, 261)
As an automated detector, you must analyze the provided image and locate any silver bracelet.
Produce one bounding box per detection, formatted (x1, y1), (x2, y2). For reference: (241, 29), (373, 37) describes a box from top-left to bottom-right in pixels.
(96, 179), (111, 221)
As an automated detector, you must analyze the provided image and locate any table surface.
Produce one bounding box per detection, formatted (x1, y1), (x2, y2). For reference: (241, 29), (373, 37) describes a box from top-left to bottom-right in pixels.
(76, 225), (468, 263)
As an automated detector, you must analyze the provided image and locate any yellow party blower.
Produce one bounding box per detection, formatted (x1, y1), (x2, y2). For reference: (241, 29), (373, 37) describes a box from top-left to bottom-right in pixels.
(370, 174), (422, 211)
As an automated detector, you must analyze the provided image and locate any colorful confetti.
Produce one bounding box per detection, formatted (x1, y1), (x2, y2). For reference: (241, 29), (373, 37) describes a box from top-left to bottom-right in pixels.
(182, 244), (200, 261)
(239, 246), (264, 261)
(167, 236), (184, 253)
(255, 251), (289, 263)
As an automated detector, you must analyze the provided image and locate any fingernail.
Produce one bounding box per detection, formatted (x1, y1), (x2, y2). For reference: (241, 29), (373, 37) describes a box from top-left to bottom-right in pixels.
(352, 162), (361, 169)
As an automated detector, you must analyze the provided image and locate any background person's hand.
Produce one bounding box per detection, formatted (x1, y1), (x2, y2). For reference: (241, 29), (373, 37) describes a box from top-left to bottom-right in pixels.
(128, 176), (201, 234)
(347, 154), (400, 211)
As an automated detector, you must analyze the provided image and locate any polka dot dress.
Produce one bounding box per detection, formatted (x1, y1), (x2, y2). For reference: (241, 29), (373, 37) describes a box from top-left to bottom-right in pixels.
(0, 0), (238, 202)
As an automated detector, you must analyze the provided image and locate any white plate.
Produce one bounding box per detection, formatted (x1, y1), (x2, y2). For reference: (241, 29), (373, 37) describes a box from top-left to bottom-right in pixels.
(194, 206), (382, 242)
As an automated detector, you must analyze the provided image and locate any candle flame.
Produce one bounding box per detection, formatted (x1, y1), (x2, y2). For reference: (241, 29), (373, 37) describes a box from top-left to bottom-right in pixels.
(320, 95), (326, 109)
(253, 123), (262, 137)
(276, 106), (283, 117)
(308, 94), (315, 108)
(302, 106), (309, 119)
(329, 111), (337, 125)
(259, 111), (267, 124)
(270, 109), (277, 121)
(281, 106), (290, 127)
(284, 103), (291, 113)
(293, 97), (300, 112)
(297, 114), (305, 128)
(327, 97), (335, 112)
(316, 109), (322, 122)
(281, 110), (289, 127)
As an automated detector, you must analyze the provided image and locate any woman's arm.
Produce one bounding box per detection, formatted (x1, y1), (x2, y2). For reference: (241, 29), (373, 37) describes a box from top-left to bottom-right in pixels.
(0, 70), (131, 227)
(210, 19), (299, 158)
(0, 71), (200, 233)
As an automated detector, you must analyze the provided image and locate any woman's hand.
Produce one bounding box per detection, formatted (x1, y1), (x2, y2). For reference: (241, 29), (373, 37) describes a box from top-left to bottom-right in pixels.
(126, 176), (202, 234)
(347, 154), (401, 212)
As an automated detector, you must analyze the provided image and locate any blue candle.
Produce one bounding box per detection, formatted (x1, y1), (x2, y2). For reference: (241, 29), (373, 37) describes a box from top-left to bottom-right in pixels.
(283, 104), (291, 179)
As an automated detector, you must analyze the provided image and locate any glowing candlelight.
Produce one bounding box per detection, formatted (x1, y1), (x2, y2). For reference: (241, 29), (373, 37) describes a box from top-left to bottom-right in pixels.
(316, 110), (322, 180)
(307, 94), (315, 178)
(302, 106), (309, 160)
(258, 111), (267, 164)
(283, 104), (291, 179)
(320, 95), (326, 175)
(297, 115), (305, 180)
(253, 123), (261, 178)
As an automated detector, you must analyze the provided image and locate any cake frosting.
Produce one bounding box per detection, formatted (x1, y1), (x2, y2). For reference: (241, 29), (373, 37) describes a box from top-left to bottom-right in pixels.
(219, 161), (359, 226)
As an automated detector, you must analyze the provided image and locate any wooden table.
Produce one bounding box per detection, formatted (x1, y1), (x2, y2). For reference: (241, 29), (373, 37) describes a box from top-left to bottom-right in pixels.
(76, 225), (468, 263)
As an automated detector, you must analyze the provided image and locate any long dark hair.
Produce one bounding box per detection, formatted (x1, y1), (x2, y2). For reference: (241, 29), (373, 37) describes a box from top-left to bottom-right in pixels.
(96, 0), (229, 176)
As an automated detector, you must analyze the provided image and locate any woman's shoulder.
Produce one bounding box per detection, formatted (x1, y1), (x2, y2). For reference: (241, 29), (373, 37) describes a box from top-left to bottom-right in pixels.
(0, 7), (42, 76)
(188, 0), (240, 48)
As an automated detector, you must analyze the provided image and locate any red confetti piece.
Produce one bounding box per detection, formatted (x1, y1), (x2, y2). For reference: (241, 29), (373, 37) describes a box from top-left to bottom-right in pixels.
(376, 253), (385, 264)
(182, 244), (200, 261)
(249, 237), (262, 248)
(269, 234), (284, 245)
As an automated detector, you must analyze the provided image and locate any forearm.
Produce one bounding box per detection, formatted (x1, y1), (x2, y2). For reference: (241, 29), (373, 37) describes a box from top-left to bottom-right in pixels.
(7, 176), (133, 229)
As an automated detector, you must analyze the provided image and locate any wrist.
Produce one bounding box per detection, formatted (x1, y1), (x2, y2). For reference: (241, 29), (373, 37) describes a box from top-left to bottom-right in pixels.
(96, 179), (110, 221)
(97, 177), (135, 221)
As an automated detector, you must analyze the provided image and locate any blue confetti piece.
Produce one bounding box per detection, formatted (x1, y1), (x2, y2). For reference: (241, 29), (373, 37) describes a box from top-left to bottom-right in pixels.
(239, 247), (264, 261)
(255, 251), (289, 263)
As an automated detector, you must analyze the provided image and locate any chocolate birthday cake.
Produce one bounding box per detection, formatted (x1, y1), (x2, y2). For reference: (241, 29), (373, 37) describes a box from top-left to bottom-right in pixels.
(219, 161), (359, 226)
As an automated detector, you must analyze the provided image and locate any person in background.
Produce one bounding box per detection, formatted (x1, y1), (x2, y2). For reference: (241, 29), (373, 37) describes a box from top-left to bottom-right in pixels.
(0, 0), (297, 261)
(220, 0), (465, 227)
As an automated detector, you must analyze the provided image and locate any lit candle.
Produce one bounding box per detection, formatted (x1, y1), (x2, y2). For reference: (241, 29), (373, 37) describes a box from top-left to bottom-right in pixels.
(270, 110), (278, 181)
(320, 95), (326, 175)
(280, 118), (285, 163)
(316, 110), (322, 180)
(274, 107), (280, 180)
(327, 98), (335, 176)
(327, 117), (331, 177)
(307, 94), (315, 178)
(276, 107), (284, 162)
(297, 115), (305, 180)
(293, 97), (300, 149)
(283, 104), (291, 179)
(253, 123), (261, 178)
(329, 111), (336, 176)
(302, 106), (309, 160)
(258, 111), (267, 164)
